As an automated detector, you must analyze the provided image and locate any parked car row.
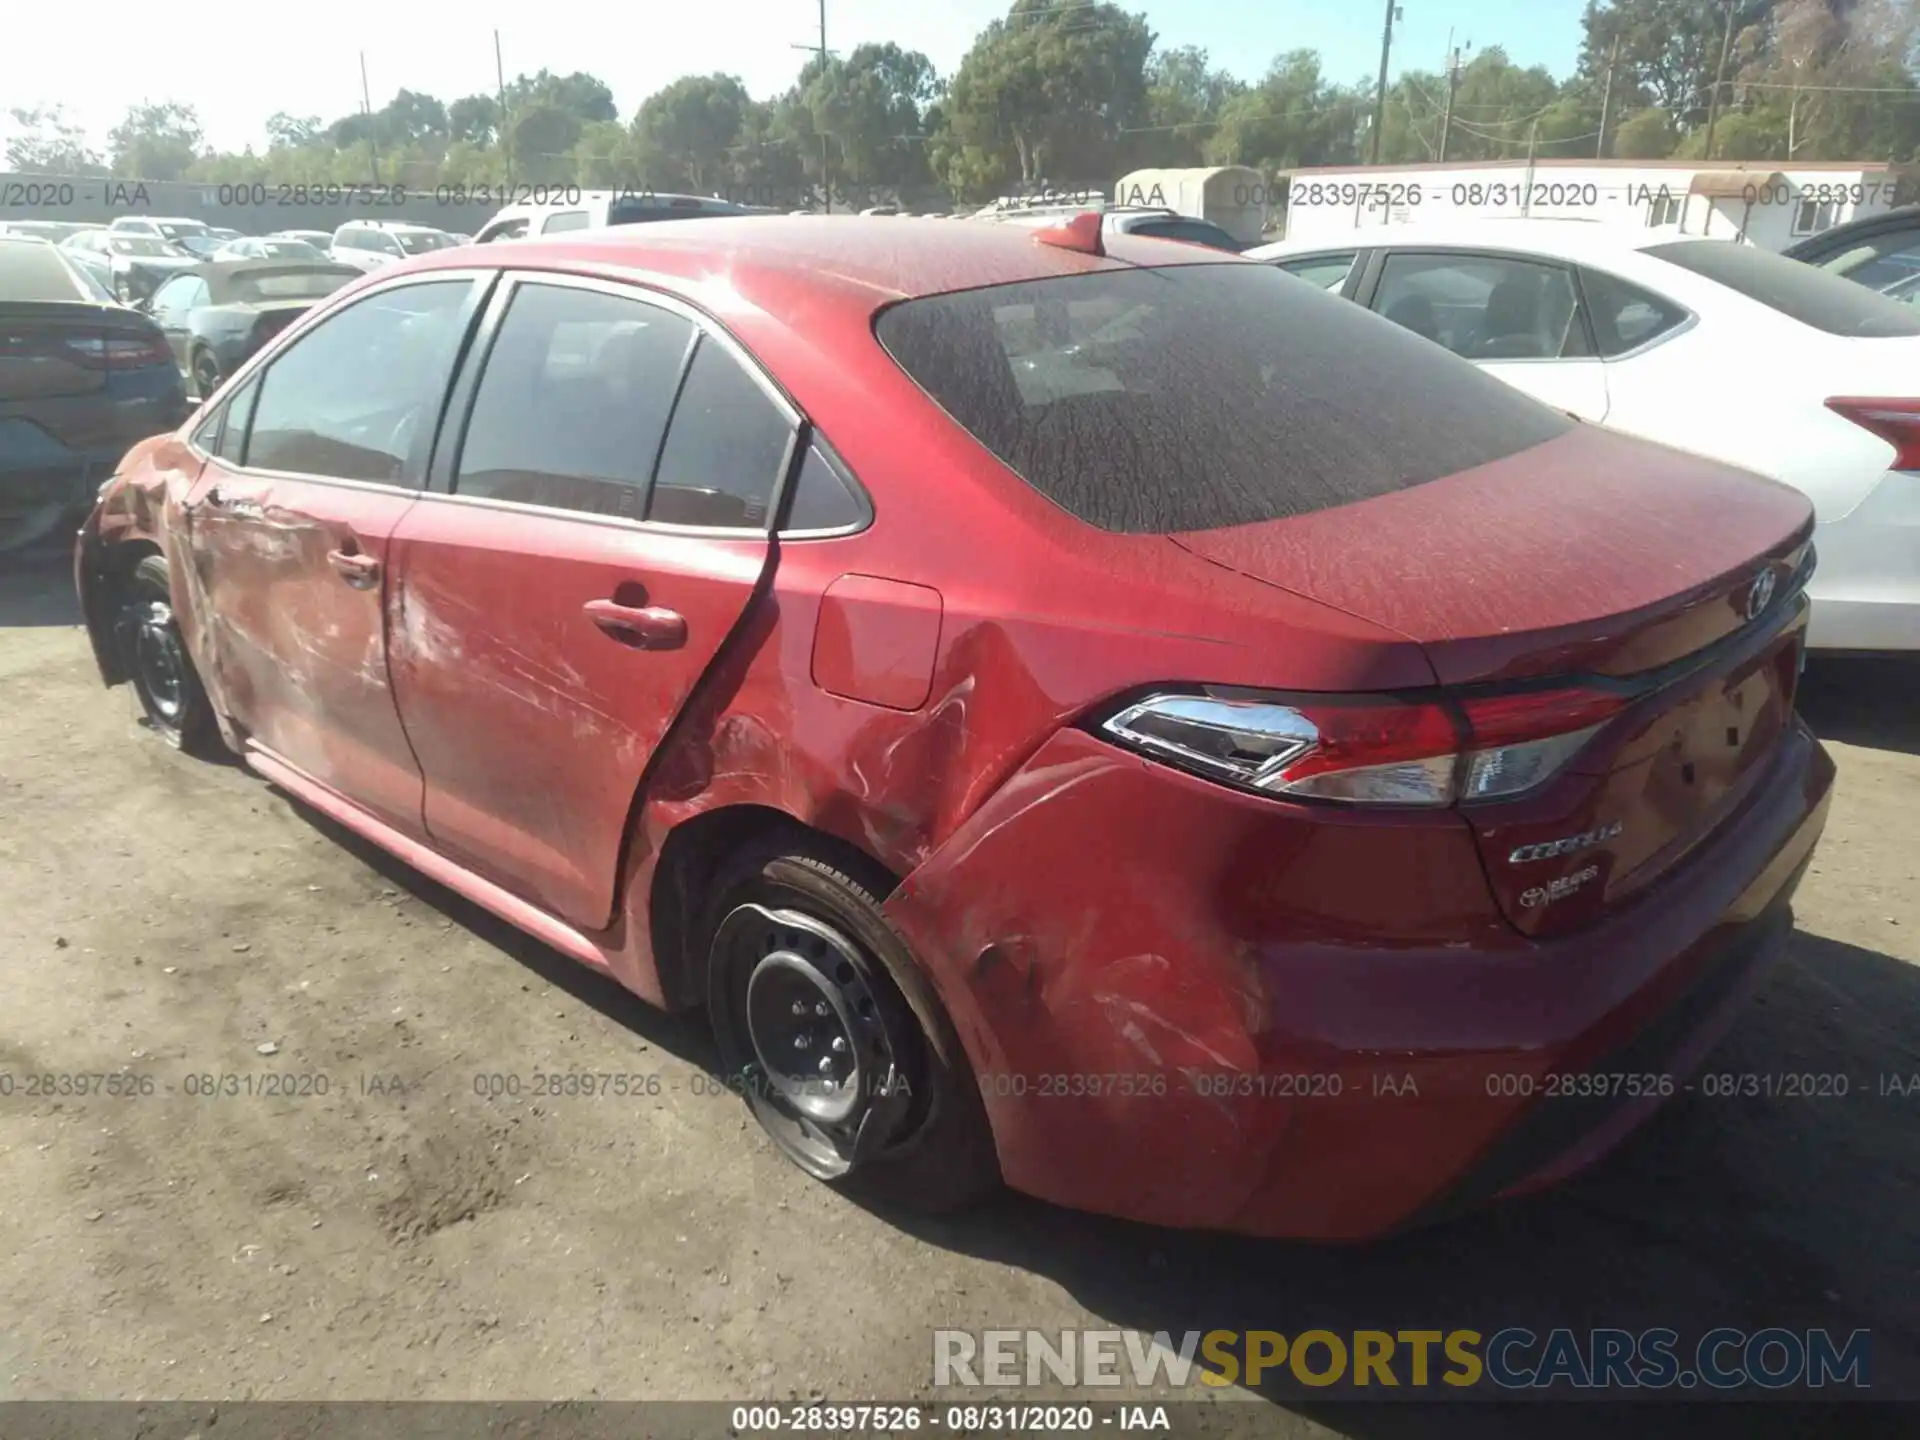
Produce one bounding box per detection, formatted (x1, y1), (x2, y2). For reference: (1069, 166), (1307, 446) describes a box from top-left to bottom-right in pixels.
(1248, 218), (1920, 654)
(65, 213), (1844, 1244)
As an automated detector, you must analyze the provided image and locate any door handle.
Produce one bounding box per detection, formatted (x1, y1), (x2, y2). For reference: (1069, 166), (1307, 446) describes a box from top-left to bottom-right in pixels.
(326, 549), (382, 589)
(583, 598), (687, 650)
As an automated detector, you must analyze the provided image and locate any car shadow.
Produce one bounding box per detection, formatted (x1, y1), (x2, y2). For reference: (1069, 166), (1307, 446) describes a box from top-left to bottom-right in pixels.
(866, 926), (1920, 1435)
(0, 540), (82, 628)
(1799, 656), (1920, 757)
(272, 764), (1920, 1433)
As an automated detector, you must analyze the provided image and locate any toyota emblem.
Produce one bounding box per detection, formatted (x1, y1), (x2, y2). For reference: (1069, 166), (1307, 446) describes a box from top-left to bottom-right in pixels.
(1744, 570), (1776, 620)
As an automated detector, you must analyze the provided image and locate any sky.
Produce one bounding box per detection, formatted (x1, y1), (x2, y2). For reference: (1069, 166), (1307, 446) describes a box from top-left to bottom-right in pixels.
(0, 0), (1589, 157)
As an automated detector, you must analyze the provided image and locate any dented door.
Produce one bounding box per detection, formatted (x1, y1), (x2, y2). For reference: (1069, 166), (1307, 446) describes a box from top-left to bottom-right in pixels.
(183, 462), (426, 834)
(384, 276), (797, 931)
(178, 273), (488, 837)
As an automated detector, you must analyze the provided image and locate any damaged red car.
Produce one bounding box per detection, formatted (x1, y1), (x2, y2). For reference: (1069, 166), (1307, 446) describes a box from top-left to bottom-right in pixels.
(75, 215), (1834, 1239)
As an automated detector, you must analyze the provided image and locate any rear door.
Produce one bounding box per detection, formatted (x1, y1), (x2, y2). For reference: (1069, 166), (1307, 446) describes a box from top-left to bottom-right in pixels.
(385, 274), (798, 929)
(1363, 248), (1611, 421)
(181, 272), (490, 835)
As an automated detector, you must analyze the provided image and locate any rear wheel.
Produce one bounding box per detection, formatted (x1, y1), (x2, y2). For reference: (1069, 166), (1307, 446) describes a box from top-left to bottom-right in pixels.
(190, 347), (222, 401)
(704, 833), (1000, 1212)
(121, 554), (219, 755)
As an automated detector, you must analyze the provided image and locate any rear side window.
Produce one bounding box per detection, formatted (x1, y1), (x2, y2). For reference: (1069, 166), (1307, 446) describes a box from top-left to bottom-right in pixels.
(1578, 268), (1690, 356)
(648, 336), (795, 528)
(454, 282), (694, 518)
(874, 263), (1572, 534)
(1647, 239), (1920, 337)
(541, 211), (592, 234)
(781, 437), (869, 533)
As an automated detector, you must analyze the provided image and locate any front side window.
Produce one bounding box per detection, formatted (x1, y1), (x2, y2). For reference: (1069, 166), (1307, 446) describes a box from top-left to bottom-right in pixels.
(244, 279), (474, 484)
(454, 282), (693, 518)
(1276, 252), (1357, 291)
(1372, 252), (1590, 360)
(875, 262), (1571, 534)
(151, 276), (209, 314)
(647, 335), (795, 528)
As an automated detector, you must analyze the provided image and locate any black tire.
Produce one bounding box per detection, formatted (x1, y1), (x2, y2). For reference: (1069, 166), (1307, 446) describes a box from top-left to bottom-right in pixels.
(121, 554), (220, 756)
(190, 347), (222, 401)
(704, 831), (1000, 1213)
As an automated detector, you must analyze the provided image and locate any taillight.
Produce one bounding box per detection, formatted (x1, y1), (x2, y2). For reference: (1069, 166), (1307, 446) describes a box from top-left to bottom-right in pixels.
(1826, 396), (1920, 470)
(61, 333), (173, 370)
(1097, 686), (1629, 807)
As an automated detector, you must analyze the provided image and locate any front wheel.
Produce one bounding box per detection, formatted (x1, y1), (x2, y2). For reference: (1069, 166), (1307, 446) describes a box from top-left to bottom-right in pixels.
(705, 834), (1000, 1212)
(121, 554), (219, 755)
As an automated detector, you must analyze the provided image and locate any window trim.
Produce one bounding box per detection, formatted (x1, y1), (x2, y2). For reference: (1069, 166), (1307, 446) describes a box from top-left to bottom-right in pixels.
(186, 268), (497, 500)
(422, 268), (811, 539)
(1361, 246), (1601, 365)
(776, 424), (874, 540)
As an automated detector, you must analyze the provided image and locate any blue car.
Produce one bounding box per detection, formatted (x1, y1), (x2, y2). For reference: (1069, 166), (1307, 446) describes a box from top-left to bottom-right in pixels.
(0, 236), (189, 550)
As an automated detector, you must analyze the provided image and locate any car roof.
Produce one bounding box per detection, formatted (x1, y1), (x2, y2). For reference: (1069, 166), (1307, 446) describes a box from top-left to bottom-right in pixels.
(1250, 218), (1671, 265)
(397, 213), (1240, 311)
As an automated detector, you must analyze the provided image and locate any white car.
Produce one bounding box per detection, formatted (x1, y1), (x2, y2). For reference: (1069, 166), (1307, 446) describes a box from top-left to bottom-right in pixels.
(328, 220), (458, 272)
(1248, 220), (1920, 653)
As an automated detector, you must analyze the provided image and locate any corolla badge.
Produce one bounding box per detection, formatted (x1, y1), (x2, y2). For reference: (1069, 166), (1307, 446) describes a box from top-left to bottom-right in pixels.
(1744, 569), (1776, 621)
(1509, 821), (1623, 865)
(1519, 865), (1601, 909)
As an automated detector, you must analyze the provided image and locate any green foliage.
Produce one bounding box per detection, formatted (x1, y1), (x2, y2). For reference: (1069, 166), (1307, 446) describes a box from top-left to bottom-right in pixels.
(31, 1), (1920, 205)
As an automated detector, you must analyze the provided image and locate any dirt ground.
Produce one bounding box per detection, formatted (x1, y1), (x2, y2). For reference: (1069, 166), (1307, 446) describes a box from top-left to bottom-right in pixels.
(2, 541), (1918, 1438)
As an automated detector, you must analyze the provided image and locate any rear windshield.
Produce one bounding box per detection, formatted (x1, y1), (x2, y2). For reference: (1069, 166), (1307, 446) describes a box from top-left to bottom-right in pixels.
(873, 263), (1572, 533)
(1647, 239), (1920, 337)
(0, 240), (88, 301)
(396, 231), (455, 254)
(227, 269), (354, 302)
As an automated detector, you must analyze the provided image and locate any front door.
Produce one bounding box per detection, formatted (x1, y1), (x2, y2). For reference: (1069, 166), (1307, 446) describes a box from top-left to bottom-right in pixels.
(386, 275), (798, 929)
(181, 273), (488, 835)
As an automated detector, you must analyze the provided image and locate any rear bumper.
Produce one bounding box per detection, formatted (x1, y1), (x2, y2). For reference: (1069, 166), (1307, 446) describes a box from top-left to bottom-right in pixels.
(1807, 470), (1920, 652)
(885, 717), (1835, 1240)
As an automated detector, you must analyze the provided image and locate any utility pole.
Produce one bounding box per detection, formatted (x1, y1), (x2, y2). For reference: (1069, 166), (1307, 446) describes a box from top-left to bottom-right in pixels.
(495, 30), (512, 190)
(1703, 0), (1737, 162)
(789, 2), (835, 211)
(359, 52), (381, 186)
(1522, 118), (1539, 215)
(1597, 33), (1621, 159)
(1439, 35), (1469, 163)
(1369, 0), (1400, 165)
(818, 0), (830, 212)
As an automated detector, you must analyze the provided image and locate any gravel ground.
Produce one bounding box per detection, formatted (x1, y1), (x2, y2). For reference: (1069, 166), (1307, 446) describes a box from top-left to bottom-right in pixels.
(1, 545), (1917, 1439)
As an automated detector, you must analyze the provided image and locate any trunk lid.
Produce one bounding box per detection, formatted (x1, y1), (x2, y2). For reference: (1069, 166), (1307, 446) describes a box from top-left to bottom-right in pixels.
(1171, 423), (1816, 937)
(0, 300), (155, 401)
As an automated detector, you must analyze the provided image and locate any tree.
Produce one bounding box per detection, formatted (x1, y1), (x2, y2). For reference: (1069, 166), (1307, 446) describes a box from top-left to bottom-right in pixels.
(802, 43), (939, 191)
(106, 101), (204, 180)
(1134, 45), (1244, 167)
(1579, 0), (1774, 127)
(448, 95), (502, 146)
(631, 75), (753, 192)
(265, 112), (323, 150)
(1611, 105), (1679, 156)
(940, 0), (1154, 190)
(5, 105), (106, 174)
(1205, 51), (1363, 172)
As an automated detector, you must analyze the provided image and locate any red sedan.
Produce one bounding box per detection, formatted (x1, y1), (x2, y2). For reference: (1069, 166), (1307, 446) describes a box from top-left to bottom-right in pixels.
(75, 215), (1834, 1239)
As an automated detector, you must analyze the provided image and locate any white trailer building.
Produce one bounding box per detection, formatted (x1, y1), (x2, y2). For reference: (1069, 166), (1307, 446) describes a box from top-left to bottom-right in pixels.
(1278, 158), (1919, 252)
